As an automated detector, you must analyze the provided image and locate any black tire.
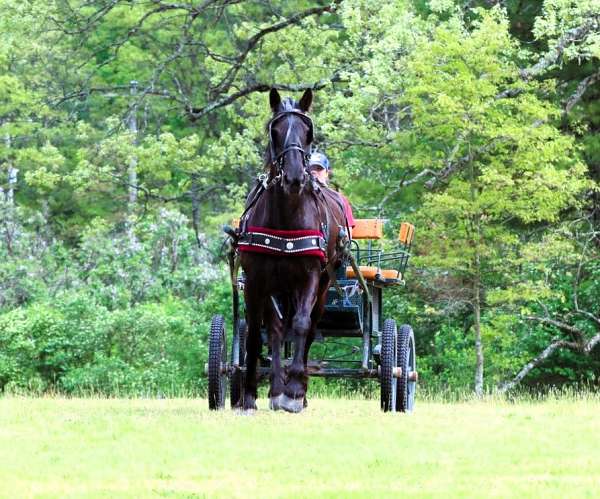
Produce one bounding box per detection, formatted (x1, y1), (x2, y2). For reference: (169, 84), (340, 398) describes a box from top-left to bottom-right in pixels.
(229, 319), (246, 408)
(396, 324), (416, 412)
(380, 318), (397, 412)
(208, 315), (227, 410)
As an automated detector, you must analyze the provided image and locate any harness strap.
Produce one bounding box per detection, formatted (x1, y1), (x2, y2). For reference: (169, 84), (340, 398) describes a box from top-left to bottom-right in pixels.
(238, 181), (264, 235)
(324, 258), (345, 299)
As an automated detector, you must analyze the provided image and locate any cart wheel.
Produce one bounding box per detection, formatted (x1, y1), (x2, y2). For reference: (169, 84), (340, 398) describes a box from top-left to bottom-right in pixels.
(380, 318), (397, 412)
(208, 315), (227, 410)
(396, 324), (416, 412)
(230, 319), (246, 408)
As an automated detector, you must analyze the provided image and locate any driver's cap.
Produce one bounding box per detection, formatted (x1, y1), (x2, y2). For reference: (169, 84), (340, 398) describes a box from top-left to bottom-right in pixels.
(309, 152), (330, 170)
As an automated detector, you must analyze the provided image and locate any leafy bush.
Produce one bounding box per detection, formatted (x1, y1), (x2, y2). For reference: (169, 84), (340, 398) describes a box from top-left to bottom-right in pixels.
(0, 289), (217, 395)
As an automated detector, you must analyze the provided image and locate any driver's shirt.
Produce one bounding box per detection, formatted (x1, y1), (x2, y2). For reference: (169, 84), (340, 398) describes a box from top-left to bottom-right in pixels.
(339, 193), (356, 229)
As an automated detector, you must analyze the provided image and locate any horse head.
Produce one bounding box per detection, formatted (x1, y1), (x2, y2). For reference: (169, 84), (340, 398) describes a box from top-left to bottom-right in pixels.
(268, 88), (314, 196)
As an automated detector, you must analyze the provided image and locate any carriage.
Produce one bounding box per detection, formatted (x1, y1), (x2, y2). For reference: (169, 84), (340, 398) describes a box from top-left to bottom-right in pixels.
(207, 217), (418, 412)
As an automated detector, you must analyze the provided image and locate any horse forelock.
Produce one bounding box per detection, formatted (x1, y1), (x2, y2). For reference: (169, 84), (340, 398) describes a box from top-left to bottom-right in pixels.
(281, 97), (296, 112)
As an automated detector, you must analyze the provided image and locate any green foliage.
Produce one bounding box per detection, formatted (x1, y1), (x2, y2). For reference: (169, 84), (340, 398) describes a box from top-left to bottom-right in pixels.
(0, 0), (598, 395)
(401, 8), (592, 392)
(0, 294), (210, 395)
(0, 206), (225, 395)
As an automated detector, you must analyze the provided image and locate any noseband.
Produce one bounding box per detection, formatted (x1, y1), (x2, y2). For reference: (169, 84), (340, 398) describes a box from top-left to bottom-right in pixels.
(268, 110), (314, 178)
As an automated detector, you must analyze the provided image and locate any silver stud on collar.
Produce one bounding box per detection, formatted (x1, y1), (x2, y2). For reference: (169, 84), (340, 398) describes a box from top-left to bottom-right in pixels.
(265, 238), (271, 245)
(286, 242), (294, 250)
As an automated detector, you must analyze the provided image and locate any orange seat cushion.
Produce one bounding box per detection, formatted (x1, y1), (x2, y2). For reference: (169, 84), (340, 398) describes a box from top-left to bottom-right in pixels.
(346, 267), (402, 283)
(379, 269), (401, 280)
(346, 266), (379, 280)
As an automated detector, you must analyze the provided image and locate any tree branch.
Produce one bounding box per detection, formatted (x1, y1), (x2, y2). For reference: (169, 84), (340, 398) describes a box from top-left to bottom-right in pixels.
(187, 74), (343, 120)
(584, 332), (600, 354)
(211, 3), (338, 96)
(373, 168), (437, 213)
(322, 138), (388, 150)
(520, 16), (600, 80)
(499, 338), (577, 393)
(424, 136), (508, 189)
(494, 16), (598, 106)
(564, 69), (600, 114)
(524, 315), (586, 342)
(52, 85), (179, 106)
(501, 306), (600, 392)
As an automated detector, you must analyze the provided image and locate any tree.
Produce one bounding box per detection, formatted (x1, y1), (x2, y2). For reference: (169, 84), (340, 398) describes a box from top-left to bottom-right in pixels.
(404, 9), (588, 395)
(495, 214), (600, 392)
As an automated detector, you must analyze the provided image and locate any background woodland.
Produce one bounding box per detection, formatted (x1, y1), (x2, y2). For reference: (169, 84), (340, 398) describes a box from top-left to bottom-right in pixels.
(0, 0), (598, 396)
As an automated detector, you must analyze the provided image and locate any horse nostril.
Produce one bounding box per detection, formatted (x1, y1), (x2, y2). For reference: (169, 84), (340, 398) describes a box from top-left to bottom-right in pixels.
(284, 174), (299, 185)
(282, 170), (304, 193)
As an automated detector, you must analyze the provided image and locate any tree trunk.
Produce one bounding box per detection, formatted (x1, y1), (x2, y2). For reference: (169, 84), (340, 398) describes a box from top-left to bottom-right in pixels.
(190, 173), (202, 249)
(127, 80), (138, 247)
(128, 80), (138, 210)
(2, 133), (17, 256)
(469, 151), (484, 397)
(6, 133), (18, 206)
(473, 274), (484, 397)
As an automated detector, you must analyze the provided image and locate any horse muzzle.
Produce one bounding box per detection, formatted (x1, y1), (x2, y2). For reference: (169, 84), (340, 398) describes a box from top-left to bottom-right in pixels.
(282, 173), (306, 196)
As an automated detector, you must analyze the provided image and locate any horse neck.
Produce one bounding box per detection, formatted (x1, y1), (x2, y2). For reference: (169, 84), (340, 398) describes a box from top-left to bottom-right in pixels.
(254, 185), (318, 230)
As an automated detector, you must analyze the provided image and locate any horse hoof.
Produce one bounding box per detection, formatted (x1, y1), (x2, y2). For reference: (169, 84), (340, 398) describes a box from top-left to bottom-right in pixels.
(269, 394), (284, 411)
(280, 394), (304, 413)
(242, 397), (257, 411)
(234, 407), (256, 416)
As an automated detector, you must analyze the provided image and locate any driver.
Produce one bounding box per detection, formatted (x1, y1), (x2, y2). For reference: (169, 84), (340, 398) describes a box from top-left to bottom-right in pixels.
(308, 152), (356, 236)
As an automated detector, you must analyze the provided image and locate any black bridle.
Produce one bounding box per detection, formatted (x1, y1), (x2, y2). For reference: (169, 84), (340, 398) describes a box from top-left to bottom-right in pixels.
(268, 110), (314, 176)
(238, 109), (316, 225)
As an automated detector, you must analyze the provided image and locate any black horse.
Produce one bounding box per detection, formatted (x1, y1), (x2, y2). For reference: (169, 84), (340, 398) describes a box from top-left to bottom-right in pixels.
(237, 89), (347, 412)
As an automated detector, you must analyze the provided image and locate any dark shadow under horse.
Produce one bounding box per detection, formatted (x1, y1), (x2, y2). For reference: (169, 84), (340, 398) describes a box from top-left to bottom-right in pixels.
(237, 89), (348, 412)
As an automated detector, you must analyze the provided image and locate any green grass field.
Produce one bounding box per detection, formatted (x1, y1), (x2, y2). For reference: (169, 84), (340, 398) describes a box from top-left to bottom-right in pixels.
(1, 395), (599, 498)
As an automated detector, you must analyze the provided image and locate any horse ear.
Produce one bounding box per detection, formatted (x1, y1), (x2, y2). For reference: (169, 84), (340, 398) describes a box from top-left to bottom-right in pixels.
(269, 88), (281, 112)
(299, 89), (313, 112)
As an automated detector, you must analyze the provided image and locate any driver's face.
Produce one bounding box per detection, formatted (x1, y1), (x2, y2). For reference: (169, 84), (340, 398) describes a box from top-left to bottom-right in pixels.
(309, 165), (328, 184)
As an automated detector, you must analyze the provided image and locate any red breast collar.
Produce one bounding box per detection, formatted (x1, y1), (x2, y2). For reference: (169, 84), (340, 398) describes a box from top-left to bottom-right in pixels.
(238, 226), (326, 262)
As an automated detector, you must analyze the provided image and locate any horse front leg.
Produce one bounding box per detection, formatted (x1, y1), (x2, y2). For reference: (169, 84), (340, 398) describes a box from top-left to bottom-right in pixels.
(280, 276), (319, 413)
(301, 274), (329, 408)
(242, 290), (264, 411)
(265, 304), (285, 410)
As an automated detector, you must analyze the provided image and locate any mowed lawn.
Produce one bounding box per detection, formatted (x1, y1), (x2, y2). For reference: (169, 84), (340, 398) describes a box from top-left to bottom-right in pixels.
(1, 396), (599, 498)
